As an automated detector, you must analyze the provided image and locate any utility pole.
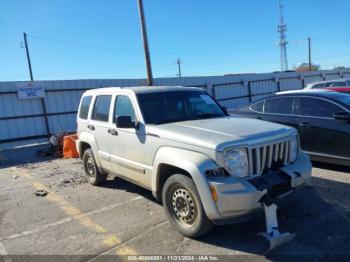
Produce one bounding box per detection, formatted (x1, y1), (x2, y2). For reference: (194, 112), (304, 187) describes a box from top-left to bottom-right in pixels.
(137, 0), (153, 86)
(22, 32), (50, 136)
(308, 37), (312, 71)
(176, 58), (182, 77)
(23, 32), (34, 81)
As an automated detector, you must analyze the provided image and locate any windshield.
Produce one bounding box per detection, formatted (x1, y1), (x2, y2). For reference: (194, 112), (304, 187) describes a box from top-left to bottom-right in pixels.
(137, 91), (226, 124)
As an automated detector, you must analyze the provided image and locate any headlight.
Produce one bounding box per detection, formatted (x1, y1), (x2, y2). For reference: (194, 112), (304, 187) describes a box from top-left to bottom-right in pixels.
(290, 134), (299, 163)
(223, 148), (249, 178)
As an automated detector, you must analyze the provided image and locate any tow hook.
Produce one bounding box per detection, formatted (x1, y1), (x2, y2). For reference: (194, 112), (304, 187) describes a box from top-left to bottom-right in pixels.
(258, 194), (295, 253)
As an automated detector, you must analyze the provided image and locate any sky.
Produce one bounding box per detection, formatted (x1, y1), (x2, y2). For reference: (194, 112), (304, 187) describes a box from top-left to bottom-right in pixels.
(1, 0), (350, 81)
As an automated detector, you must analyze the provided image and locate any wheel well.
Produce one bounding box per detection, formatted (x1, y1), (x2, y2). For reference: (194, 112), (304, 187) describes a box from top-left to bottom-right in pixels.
(79, 142), (91, 159)
(156, 164), (191, 200)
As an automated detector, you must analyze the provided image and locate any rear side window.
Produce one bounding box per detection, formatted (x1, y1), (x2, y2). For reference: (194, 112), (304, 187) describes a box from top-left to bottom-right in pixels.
(264, 97), (294, 115)
(79, 96), (92, 120)
(91, 95), (112, 122)
(295, 97), (341, 118)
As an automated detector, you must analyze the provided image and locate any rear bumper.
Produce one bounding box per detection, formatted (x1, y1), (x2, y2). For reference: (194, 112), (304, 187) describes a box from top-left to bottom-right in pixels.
(205, 152), (312, 223)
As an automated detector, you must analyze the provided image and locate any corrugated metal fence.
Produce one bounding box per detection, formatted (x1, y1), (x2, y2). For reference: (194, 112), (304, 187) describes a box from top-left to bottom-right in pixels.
(1, 69), (350, 150)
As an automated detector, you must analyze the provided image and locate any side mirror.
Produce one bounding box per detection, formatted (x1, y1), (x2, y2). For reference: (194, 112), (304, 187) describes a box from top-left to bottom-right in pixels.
(221, 106), (228, 114)
(115, 116), (135, 128)
(333, 111), (350, 122)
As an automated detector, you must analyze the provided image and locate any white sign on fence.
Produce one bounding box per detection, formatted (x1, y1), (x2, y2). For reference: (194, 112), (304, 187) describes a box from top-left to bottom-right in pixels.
(17, 86), (45, 100)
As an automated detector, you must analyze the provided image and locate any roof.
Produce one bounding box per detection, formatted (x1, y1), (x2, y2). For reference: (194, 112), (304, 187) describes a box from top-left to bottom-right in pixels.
(276, 89), (350, 106)
(83, 86), (204, 95)
(276, 89), (332, 96)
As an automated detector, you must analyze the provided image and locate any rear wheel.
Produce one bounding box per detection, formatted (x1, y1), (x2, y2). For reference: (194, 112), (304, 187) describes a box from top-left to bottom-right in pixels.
(162, 174), (213, 238)
(83, 149), (106, 186)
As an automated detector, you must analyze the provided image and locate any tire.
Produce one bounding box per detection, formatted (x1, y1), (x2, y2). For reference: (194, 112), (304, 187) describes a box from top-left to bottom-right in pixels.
(83, 149), (106, 186)
(162, 174), (213, 238)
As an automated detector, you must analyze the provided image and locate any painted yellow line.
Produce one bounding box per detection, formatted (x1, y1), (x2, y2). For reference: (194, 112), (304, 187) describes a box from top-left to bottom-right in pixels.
(13, 167), (138, 256)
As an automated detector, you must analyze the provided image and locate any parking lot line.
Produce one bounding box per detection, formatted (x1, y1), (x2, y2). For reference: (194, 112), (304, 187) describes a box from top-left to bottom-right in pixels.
(12, 167), (138, 256)
(1, 196), (144, 242)
(88, 220), (169, 259)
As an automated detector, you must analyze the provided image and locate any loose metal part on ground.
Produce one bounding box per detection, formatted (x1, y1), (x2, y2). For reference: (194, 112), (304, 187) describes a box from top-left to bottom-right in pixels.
(259, 202), (295, 253)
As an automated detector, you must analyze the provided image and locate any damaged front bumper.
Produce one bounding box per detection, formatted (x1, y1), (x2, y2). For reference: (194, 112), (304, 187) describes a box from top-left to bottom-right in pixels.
(206, 152), (312, 224)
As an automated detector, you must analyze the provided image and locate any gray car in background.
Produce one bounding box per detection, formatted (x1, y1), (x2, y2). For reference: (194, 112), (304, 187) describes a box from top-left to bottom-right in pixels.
(304, 78), (350, 89)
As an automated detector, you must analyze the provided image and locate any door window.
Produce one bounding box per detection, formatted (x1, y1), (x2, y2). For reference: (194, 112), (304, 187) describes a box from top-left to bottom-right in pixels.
(79, 96), (92, 120)
(91, 95), (112, 122)
(311, 83), (326, 89)
(114, 96), (136, 122)
(250, 100), (264, 113)
(295, 97), (342, 118)
(329, 81), (347, 87)
(264, 97), (294, 115)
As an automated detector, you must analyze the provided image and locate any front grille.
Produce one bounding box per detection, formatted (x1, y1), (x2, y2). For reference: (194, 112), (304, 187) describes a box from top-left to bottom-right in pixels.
(248, 138), (292, 176)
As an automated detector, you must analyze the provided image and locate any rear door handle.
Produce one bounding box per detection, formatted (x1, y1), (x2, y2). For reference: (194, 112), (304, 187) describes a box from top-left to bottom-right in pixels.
(298, 122), (310, 128)
(108, 129), (118, 136)
(87, 125), (95, 131)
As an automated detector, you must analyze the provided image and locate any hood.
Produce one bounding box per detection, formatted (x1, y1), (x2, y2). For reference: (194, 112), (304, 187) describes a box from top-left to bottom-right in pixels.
(147, 116), (295, 151)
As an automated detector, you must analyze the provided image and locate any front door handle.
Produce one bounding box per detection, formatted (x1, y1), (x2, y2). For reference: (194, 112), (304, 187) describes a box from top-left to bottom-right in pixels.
(108, 129), (118, 136)
(87, 125), (95, 131)
(298, 122), (310, 128)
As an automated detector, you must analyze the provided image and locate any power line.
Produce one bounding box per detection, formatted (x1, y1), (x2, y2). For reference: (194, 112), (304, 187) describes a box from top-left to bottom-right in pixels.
(312, 38), (350, 43)
(28, 33), (176, 55)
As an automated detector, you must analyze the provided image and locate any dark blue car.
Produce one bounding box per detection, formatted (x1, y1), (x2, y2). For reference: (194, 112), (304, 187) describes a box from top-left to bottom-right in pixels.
(232, 90), (350, 166)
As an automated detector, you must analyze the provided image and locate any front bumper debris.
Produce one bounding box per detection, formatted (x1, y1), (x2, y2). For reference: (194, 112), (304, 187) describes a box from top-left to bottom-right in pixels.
(258, 194), (295, 253)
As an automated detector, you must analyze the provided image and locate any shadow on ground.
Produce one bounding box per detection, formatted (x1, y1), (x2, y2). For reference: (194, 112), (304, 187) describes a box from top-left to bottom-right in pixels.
(99, 174), (350, 257)
(0, 144), (55, 168)
(101, 176), (155, 202)
(313, 161), (350, 173)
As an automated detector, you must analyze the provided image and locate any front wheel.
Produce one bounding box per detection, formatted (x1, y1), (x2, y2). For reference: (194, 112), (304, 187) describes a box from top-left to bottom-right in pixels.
(162, 174), (213, 238)
(83, 149), (106, 186)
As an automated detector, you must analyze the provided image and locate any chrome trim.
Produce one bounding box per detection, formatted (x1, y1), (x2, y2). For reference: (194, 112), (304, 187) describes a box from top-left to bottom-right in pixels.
(249, 95), (350, 118)
(248, 137), (293, 176)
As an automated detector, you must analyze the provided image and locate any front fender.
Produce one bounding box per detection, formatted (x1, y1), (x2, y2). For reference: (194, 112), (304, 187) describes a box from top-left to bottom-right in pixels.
(152, 147), (221, 220)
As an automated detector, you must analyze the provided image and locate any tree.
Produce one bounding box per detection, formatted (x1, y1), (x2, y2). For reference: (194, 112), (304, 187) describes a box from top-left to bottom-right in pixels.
(333, 66), (346, 70)
(295, 63), (321, 72)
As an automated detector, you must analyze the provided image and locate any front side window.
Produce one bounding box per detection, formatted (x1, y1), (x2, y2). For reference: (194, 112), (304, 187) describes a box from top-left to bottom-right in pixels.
(137, 91), (225, 125)
(264, 97), (294, 115)
(295, 97), (342, 118)
(91, 95), (112, 122)
(79, 96), (92, 119)
(250, 101), (264, 113)
(114, 96), (136, 122)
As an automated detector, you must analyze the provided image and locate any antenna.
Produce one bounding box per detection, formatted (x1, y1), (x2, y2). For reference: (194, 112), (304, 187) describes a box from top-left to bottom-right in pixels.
(278, 0), (288, 71)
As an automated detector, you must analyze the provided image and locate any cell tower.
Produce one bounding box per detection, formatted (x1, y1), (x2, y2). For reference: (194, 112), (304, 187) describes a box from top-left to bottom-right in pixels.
(278, 0), (288, 71)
